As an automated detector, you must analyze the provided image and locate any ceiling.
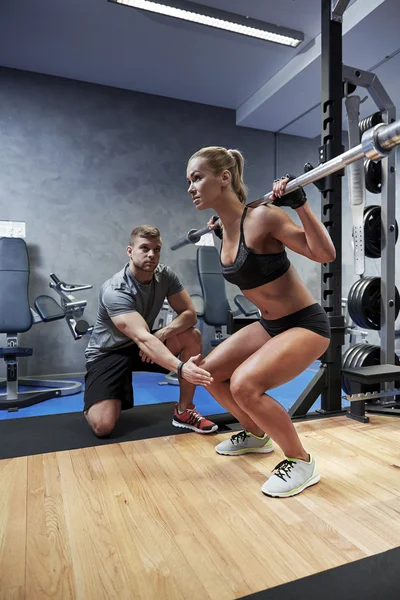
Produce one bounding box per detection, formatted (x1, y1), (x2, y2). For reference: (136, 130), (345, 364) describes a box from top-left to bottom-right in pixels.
(0, 0), (399, 138)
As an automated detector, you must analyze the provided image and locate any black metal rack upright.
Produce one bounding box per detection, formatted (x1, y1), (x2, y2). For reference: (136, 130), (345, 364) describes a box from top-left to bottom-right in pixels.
(319, 0), (347, 414)
(289, 0), (349, 418)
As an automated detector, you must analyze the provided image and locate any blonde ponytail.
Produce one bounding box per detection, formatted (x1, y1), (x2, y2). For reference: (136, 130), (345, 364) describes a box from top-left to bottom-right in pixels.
(227, 149), (248, 205)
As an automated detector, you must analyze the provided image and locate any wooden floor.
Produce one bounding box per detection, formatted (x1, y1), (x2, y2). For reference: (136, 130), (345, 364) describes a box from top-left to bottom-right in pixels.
(1, 415), (400, 599)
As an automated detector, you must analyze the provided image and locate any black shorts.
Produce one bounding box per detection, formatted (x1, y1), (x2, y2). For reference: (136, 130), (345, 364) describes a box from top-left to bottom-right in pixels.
(260, 303), (331, 339)
(83, 343), (169, 413)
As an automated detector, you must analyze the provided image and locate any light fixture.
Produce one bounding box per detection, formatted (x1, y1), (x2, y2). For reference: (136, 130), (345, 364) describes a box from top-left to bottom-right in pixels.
(110, 0), (304, 48)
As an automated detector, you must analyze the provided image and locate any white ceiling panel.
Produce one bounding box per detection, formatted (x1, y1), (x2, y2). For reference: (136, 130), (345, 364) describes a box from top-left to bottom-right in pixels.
(0, 0), (399, 136)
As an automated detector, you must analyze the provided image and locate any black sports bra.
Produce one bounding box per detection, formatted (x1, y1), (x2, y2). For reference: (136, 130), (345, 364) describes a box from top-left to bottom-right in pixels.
(219, 207), (291, 291)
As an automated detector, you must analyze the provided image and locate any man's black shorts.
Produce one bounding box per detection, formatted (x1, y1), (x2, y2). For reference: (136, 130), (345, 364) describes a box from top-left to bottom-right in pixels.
(83, 344), (169, 412)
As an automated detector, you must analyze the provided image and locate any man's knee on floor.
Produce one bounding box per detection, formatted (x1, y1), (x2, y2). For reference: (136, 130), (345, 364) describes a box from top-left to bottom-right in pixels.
(85, 405), (119, 437)
(90, 418), (116, 438)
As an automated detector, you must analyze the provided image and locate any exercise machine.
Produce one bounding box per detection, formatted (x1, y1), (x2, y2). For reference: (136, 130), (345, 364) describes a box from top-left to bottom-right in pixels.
(0, 237), (93, 410)
(48, 273), (94, 340)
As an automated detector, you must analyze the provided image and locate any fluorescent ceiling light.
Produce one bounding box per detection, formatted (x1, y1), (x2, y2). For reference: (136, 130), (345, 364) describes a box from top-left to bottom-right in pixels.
(110, 0), (304, 47)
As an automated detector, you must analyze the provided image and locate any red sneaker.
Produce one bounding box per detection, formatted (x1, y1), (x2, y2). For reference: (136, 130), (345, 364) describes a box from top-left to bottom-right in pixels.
(172, 404), (218, 434)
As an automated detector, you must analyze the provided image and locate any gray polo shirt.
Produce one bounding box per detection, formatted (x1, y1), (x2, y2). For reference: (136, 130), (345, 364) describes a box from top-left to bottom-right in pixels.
(85, 263), (184, 363)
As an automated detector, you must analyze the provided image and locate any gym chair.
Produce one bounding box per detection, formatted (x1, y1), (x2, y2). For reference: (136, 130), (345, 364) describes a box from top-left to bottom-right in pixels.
(0, 237), (91, 410)
(196, 246), (259, 346)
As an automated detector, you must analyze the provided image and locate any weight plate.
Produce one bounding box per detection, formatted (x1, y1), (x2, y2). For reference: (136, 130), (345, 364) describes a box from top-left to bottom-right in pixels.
(359, 112), (383, 136)
(348, 278), (369, 329)
(364, 205), (381, 258)
(355, 278), (372, 329)
(355, 344), (381, 396)
(347, 277), (400, 331)
(347, 280), (360, 328)
(364, 159), (382, 194)
(364, 205), (399, 259)
(342, 344), (361, 368)
(361, 277), (381, 330)
(362, 278), (400, 330)
(342, 344), (362, 395)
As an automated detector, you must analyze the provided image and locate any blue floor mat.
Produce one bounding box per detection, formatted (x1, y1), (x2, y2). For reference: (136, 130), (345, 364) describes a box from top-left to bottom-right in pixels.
(0, 362), (347, 421)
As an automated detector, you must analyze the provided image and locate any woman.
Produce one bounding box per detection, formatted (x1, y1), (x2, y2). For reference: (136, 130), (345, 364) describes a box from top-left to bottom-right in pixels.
(186, 146), (336, 498)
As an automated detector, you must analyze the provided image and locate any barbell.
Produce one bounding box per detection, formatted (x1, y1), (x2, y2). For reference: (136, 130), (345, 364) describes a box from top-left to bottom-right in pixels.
(171, 118), (400, 250)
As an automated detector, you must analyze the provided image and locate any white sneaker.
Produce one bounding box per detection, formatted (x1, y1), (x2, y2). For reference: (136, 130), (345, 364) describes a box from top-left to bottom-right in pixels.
(215, 430), (274, 455)
(261, 455), (320, 498)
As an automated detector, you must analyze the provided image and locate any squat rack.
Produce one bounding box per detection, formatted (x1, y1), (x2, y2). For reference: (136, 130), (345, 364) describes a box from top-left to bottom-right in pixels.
(290, 0), (400, 421)
(171, 0), (400, 424)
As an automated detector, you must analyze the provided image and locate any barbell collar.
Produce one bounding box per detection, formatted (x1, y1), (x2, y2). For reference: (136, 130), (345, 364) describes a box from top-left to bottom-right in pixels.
(361, 124), (391, 161)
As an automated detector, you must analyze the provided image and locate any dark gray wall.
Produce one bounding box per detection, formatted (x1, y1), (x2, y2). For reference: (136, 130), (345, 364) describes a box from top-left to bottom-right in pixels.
(0, 67), (397, 377)
(0, 67), (277, 376)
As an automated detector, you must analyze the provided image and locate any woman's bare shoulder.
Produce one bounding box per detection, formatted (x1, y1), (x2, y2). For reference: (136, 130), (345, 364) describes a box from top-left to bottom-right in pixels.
(248, 204), (288, 232)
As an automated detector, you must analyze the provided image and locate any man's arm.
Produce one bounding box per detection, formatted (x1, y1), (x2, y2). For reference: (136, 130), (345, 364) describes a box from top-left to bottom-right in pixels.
(159, 290), (197, 341)
(112, 311), (181, 373)
(111, 311), (212, 385)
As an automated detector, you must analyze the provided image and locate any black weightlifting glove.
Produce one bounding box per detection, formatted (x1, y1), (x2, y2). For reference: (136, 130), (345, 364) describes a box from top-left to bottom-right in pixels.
(272, 175), (307, 210)
(211, 215), (223, 240)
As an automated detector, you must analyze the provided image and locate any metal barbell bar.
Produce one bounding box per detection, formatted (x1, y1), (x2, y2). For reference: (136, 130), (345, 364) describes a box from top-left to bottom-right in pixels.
(171, 119), (400, 250)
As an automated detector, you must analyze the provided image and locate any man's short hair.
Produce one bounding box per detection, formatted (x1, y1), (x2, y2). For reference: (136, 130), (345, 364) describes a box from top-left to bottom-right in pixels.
(130, 225), (161, 246)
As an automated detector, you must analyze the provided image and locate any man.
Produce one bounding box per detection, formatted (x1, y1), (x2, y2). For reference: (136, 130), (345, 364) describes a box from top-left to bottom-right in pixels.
(84, 225), (216, 437)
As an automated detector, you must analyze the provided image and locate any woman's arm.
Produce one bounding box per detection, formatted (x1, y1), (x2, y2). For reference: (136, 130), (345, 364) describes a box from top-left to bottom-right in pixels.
(246, 204), (334, 263)
(270, 176), (336, 263)
(274, 203), (336, 263)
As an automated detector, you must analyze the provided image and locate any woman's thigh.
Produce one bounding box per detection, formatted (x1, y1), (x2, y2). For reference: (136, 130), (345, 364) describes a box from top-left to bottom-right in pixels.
(201, 321), (271, 380)
(231, 327), (330, 393)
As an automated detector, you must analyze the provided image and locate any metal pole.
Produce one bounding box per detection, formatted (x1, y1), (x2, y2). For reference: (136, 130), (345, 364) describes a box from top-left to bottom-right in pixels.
(380, 110), (397, 373)
(318, 0), (344, 414)
(331, 0), (352, 21)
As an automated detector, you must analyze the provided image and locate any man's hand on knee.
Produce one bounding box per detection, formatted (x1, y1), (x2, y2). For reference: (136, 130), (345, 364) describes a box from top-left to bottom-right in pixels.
(180, 354), (213, 386)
